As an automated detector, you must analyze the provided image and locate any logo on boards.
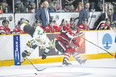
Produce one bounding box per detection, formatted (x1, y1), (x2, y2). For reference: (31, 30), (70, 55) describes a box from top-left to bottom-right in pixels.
(102, 33), (112, 49)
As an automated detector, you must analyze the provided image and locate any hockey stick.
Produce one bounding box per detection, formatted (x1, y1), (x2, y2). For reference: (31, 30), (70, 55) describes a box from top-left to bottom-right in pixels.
(73, 32), (114, 56)
(81, 37), (114, 56)
(25, 57), (46, 71)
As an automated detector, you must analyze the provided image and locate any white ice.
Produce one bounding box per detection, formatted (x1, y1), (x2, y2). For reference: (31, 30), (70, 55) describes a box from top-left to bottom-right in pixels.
(0, 58), (116, 77)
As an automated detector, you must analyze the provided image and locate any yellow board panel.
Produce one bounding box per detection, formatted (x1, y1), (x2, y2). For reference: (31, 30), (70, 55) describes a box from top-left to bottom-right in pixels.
(0, 53), (115, 67)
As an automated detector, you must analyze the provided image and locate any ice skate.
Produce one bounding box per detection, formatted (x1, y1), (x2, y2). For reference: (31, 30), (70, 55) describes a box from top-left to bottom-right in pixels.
(75, 57), (87, 65)
(62, 60), (72, 66)
(20, 58), (26, 63)
(20, 50), (31, 63)
(78, 59), (87, 64)
(77, 59), (87, 64)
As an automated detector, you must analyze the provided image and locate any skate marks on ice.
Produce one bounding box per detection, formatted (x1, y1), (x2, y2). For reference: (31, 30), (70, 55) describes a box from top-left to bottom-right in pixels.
(0, 59), (116, 77)
(1, 66), (116, 77)
(0, 68), (91, 77)
(1, 72), (91, 77)
(0, 65), (91, 77)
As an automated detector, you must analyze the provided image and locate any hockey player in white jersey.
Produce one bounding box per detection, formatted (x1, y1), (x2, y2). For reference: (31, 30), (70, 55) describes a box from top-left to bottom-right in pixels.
(19, 19), (50, 63)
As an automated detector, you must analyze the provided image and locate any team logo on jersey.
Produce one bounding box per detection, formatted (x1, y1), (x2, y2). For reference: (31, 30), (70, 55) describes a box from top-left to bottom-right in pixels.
(102, 33), (112, 49)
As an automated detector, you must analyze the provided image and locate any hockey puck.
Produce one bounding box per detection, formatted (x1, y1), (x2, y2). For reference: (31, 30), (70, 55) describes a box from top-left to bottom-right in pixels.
(35, 73), (37, 75)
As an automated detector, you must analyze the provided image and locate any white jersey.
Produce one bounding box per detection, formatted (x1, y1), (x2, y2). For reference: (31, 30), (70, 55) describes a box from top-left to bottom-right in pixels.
(33, 26), (47, 42)
(33, 26), (50, 50)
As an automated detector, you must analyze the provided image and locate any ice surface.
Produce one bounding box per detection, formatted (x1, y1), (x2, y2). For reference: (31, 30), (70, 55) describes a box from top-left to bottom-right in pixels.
(0, 58), (116, 77)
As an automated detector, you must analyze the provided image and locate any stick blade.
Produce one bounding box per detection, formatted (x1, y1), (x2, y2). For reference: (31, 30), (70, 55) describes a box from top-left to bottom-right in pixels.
(37, 68), (46, 71)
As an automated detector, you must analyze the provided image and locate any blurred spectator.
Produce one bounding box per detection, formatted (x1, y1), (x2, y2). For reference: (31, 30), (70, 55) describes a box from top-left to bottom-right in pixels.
(93, 4), (113, 30)
(93, 0), (103, 11)
(1, 1), (11, 13)
(112, 1), (116, 7)
(77, 2), (90, 27)
(63, 0), (75, 12)
(90, 2), (95, 12)
(108, 9), (114, 23)
(36, 1), (43, 10)
(20, 0), (35, 3)
(24, 0), (31, 13)
(72, 0), (81, 10)
(12, 21), (25, 34)
(110, 6), (116, 30)
(0, 20), (11, 35)
(15, 0), (26, 13)
(0, 3), (3, 14)
(49, 0), (60, 12)
(75, 2), (82, 12)
(61, 0), (66, 11)
(35, 1), (52, 28)
(30, 2), (36, 13)
(27, 0), (35, 3)
(103, 3), (108, 12)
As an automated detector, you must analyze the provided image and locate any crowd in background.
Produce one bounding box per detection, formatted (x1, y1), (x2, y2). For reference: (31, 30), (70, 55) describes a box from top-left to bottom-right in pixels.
(0, 0), (116, 35)
(0, 0), (116, 13)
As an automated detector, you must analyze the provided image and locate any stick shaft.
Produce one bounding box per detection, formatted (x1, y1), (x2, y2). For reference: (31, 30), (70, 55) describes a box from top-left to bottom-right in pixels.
(82, 37), (114, 56)
(26, 57), (39, 71)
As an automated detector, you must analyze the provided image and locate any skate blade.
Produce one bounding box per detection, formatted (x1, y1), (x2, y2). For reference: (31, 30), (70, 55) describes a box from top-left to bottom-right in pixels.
(80, 59), (87, 65)
(20, 58), (26, 63)
(62, 64), (72, 67)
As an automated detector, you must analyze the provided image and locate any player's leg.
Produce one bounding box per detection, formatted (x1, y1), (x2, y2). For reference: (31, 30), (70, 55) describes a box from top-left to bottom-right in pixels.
(20, 39), (38, 63)
(41, 39), (56, 59)
(41, 37), (51, 59)
(62, 52), (72, 66)
(55, 40), (72, 66)
(72, 51), (87, 64)
(41, 48), (49, 59)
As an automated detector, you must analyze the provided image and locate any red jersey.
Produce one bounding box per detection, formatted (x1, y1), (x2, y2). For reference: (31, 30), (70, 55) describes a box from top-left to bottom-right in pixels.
(72, 27), (82, 47)
(53, 25), (60, 32)
(13, 27), (25, 34)
(56, 25), (73, 45)
(78, 24), (89, 31)
(45, 25), (60, 33)
(45, 26), (54, 33)
(0, 26), (11, 34)
(99, 23), (110, 30)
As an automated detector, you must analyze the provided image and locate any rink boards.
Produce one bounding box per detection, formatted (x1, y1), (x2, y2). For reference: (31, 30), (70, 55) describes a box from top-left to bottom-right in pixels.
(0, 30), (116, 66)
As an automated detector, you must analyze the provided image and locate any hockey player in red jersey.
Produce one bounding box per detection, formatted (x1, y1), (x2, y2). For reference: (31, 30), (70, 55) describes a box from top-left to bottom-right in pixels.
(12, 21), (25, 34)
(0, 20), (11, 34)
(44, 21), (55, 33)
(45, 21), (60, 33)
(54, 19), (86, 66)
(99, 19), (110, 30)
